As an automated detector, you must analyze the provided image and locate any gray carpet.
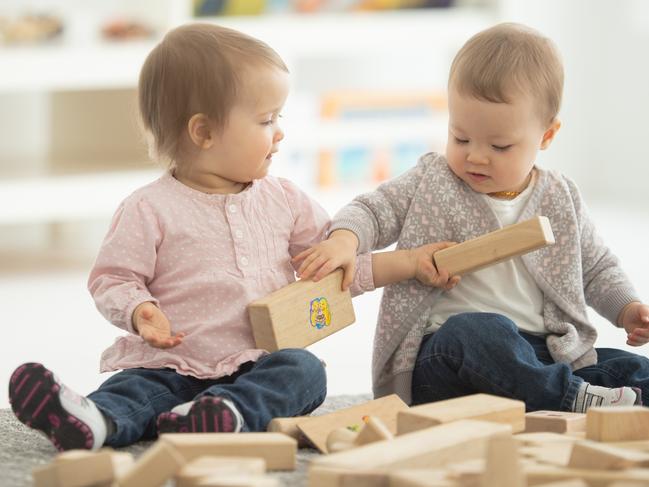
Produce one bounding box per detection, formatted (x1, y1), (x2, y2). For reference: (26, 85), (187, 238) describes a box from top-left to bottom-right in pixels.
(0, 394), (370, 487)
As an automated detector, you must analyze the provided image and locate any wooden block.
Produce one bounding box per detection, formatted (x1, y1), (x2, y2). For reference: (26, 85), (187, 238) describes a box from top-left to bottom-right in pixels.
(176, 456), (266, 487)
(433, 216), (555, 276)
(568, 440), (649, 470)
(32, 463), (59, 487)
(525, 411), (586, 434)
(160, 433), (296, 470)
(525, 465), (649, 486)
(266, 417), (312, 448)
(514, 432), (580, 445)
(533, 481), (588, 487)
(397, 393), (525, 435)
(108, 450), (135, 476)
(54, 449), (114, 487)
(308, 467), (390, 487)
(309, 419), (512, 487)
(296, 394), (408, 453)
(195, 476), (279, 486)
(586, 406), (649, 442)
(248, 269), (355, 352)
(390, 469), (457, 487)
(520, 443), (573, 467)
(354, 416), (393, 446)
(482, 434), (525, 487)
(117, 441), (186, 487)
(327, 427), (359, 453)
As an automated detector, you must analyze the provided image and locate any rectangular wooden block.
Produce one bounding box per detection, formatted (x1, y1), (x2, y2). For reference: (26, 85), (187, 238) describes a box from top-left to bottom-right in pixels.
(54, 449), (114, 487)
(160, 433), (296, 470)
(433, 216), (555, 276)
(397, 393), (525, 435)
(296, 394), (408, 453)
(568, 440), (649, 470)
(266, 417), (312, 448)
(176, 456), (266, 487)
(117, 441), (185, 487)
(248, 269), (355, 352)
(586, 406), (649, 442)
(309, 419), (512, 487)
(525, 410), (587, 434)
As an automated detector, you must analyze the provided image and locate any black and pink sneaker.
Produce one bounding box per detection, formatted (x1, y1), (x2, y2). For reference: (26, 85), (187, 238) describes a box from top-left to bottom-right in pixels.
(8, 362), (106, 451)
(157, 396), (244, 434)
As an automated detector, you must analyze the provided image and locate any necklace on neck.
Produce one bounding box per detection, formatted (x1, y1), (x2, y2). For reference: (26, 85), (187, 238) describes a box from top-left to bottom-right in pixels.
(488, 190), (522, 199)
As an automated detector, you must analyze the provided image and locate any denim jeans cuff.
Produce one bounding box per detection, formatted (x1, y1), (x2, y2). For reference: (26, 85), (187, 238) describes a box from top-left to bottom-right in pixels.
(560, 376), (584, 411)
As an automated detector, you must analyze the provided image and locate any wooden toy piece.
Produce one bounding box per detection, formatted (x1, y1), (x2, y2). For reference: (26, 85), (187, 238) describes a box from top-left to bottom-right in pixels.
(514, 432), (580, 446)
(533, 481), (588, 487)
(54, 449), (114, 487)
(175, 456), (266, 487)
(354, 416), (393, 446)
(525, 410), (586, 434)
(519, 442), (573, 467)
(117, 440), (186, 487)
(32, 462), (59, 487)
(397, 393), (525, 435)
(326, 427), (359, 453)
(482, 434), (525, 487)
(524, 464), (649, 485)
(309, 419), (512, 487)
(195, 475), (279, 486)
(433, 216), (555, 276)
(160, 433), (296, 470)
(586, 406), (649, 442)
(248, 269), (355, 352)
(390, 469), (456, 487)
(108, 450), (135, 476)
(266, 417), (312, 448)
(296, 394), (408, 453)
(568, 439), (649, 470)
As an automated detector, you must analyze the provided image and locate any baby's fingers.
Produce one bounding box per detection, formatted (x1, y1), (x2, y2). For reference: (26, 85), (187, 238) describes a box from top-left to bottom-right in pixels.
(292, 247), (315, 264)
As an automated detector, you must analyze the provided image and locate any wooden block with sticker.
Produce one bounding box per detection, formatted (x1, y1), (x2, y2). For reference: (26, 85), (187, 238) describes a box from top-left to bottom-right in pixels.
(248, 269), (355, 352)
(433, 215), (555, 276)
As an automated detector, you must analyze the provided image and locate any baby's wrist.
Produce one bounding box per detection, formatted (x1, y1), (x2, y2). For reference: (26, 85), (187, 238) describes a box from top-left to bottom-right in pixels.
(330, 229), (359, 252)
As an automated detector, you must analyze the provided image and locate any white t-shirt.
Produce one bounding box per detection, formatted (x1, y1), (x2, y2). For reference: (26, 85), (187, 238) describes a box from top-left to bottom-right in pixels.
(425, 179), (546, 335)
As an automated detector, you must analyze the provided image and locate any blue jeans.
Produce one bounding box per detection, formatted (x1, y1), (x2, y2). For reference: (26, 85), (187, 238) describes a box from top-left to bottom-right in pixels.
(412, 312), (649, 411)
(88, 348), (326, 447)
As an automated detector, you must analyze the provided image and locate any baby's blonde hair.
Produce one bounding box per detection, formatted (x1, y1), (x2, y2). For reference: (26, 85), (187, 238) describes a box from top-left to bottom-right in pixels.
(138, 23), (288, 168)
(449, 22), (563, 124)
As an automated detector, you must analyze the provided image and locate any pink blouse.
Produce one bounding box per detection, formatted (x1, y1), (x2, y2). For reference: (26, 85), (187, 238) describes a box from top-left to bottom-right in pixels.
(89, 172), (374, 379)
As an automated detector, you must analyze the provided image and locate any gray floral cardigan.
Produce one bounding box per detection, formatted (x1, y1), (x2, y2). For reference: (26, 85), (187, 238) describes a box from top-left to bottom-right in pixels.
(331, 152), (640, 404)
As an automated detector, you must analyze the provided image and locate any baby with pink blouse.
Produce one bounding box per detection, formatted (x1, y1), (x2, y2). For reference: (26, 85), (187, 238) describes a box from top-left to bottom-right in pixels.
(8, 23), (455, 451)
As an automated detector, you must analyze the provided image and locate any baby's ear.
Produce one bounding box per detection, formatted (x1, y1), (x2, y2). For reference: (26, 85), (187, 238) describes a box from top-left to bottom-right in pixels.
(187, 113), (213, 149)
(540, 118), (562, 150)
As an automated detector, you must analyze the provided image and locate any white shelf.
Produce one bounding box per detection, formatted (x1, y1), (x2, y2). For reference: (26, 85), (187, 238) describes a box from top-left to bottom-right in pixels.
(0, 8), (494, 92)
(0, 169), (161, 224)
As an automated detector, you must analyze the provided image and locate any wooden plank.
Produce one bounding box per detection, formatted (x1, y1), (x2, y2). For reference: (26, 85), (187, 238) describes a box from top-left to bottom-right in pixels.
(296, 394), (408, 453)
(397, 393), (525, 435)
(309, 419), (511, 487)
(354, 416), (393, 446)
(117, 441), (186, 487)
(160, 433), (296, 470)
(482, 434), (525, 487)
(586, 407), (649, 442)
(568, 440), (649, 470)
(525, 411), (586, 434)
(175, 456), (266, 487)
(266, 417), (312, 448)
(248, 269), (355, 351)
(525, 465), (649, 486)
(433, 216), (555, 276)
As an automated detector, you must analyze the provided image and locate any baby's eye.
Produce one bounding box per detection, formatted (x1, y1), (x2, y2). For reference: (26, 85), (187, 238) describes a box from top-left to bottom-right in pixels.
(454, 137), (468, 144)
(492, 144), (512, 151)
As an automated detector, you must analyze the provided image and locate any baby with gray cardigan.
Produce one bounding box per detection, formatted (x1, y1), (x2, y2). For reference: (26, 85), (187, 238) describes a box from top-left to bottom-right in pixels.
(294, 22), (649, 413)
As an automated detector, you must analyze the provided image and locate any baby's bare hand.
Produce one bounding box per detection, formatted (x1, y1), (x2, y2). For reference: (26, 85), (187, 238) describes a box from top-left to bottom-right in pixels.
(410, 242), (460, 290)
(133, 302), (185, 349)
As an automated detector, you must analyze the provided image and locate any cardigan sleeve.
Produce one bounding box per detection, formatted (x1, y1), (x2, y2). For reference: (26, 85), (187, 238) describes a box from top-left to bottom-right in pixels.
(566, 177), (640, 325)
(330, 152), (438, 254)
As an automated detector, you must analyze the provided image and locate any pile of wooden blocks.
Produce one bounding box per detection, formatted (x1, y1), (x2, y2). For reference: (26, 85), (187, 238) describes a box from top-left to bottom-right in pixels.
(33, 431), (296, 486)
(35, 392), (649, 486)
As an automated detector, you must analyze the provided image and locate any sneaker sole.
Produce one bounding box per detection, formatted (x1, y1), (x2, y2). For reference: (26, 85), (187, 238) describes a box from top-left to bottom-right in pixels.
(8, 362), (94, 451)
(157, 396), (238, 434)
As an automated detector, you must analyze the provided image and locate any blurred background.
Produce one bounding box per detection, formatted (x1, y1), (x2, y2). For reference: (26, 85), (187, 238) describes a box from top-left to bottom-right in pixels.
(1, 0), (648, 408)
